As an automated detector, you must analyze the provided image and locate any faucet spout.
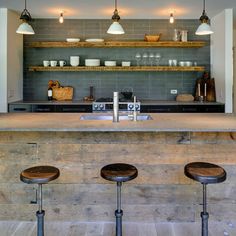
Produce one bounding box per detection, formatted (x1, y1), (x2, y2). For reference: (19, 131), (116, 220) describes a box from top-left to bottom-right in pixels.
(113, 92), (119, 122)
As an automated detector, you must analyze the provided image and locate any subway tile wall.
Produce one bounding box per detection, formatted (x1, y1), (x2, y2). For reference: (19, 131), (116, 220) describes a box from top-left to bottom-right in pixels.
(24, 19), (210, 100)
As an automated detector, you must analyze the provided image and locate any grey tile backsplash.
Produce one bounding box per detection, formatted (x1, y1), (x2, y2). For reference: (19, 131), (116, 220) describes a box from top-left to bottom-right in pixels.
(24, 19), (210, 101)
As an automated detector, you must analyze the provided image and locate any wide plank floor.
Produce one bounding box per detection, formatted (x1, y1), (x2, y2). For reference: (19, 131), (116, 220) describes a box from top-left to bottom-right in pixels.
(0, 221), (235, 236)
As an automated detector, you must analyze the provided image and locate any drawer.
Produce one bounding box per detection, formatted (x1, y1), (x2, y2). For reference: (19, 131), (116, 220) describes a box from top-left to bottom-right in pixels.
(8, 104), (32, 112)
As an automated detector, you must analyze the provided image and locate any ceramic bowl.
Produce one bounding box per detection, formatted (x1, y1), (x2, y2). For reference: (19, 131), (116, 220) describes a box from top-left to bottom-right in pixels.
(104, 61), (116, 66)
(85, 59), (100, 66)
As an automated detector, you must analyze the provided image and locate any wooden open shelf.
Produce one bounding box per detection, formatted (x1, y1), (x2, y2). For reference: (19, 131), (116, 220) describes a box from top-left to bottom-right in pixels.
(29, 66), (205, 72)
(27, 41), (206, 48)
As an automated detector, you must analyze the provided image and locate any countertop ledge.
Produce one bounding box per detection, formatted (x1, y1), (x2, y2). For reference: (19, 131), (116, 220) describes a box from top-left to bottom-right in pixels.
(0, 113), (236, 132)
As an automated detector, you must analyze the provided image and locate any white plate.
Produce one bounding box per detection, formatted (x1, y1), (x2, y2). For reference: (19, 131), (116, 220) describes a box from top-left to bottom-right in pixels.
(66, 38), (80, 42)
(85, 38), (104, 42)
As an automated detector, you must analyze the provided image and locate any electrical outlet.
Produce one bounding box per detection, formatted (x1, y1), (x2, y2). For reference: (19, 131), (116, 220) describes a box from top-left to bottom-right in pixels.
(170, 89), (177, 94)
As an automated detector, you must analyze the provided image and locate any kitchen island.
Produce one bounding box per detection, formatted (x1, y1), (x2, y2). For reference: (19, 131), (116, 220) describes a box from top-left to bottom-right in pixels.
(0, 113), (235, 223)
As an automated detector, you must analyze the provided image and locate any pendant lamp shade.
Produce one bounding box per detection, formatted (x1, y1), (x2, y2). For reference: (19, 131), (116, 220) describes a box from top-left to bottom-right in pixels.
(16, 22), (35, 35)
(16, 0), (35, 35)
(107, 22), (125, 34)
(107, 0), (125, 34)
(195, 0), (213, 35)
(195, 22), (213, 35)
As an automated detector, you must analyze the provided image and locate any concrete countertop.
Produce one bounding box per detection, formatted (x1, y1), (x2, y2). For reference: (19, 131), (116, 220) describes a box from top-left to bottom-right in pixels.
(9, 100), (223, 106)
(0, 113), (235, 132)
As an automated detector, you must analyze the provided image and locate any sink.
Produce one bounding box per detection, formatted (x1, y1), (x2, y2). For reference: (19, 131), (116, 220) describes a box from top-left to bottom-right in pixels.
(80, 114), (153, 121)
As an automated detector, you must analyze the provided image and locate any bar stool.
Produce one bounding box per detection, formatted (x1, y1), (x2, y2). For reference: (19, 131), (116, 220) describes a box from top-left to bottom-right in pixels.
(101, 163), (138, 236)
(184, 162), (226, 236)
(20, 166), (60, 236)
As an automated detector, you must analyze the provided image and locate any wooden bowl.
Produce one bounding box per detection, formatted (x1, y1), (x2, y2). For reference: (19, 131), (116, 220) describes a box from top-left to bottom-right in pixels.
(144, 34), (161, 42)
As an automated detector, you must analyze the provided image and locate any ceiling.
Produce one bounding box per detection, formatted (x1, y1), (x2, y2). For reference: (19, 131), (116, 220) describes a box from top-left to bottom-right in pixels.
(0, 0), (235, 23)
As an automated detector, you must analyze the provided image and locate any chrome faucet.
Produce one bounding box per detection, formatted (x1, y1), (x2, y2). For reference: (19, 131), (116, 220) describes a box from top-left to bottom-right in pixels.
(113, 92), (119, 122)
(133, 96), (137, 121)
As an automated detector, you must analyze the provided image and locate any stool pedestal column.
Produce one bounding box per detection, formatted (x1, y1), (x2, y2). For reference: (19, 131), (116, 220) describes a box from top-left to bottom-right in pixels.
(201, 184), (209, 236)
(37, 184), (44, 236)
(115, 182), (123, 236)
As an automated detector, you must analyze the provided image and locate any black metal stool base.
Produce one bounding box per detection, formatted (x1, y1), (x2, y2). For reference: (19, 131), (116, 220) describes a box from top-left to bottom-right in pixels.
(201, 212), (209, 236)
(115, 209), (123, 236)
(36, 210), (45, 236)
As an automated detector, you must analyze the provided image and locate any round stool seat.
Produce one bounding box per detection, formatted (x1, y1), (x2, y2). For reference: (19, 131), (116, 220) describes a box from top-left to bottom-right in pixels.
(184, 162), (226, 184)
(20, 165), (60, 184)
(101, 163), (138, 182)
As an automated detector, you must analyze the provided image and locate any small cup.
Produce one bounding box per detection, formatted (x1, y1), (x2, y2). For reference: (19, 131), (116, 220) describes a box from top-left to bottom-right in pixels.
(59, 60), (66, 67)
(122, 61), (131, 67)
(43, 60), (50, 67)
(50, 60), (57, 67)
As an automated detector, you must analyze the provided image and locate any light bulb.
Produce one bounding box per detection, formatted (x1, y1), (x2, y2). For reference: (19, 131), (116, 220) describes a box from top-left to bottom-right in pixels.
(170, 13), (174, 24)
(59, 12), (64, 24)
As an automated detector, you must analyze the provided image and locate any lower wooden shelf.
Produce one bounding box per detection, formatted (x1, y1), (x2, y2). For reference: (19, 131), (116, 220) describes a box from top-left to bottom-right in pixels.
(28, 66), (205, 72)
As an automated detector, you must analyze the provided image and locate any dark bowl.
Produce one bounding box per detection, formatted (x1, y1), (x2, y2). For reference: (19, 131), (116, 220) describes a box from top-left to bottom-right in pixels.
(121, 92), (133, 99)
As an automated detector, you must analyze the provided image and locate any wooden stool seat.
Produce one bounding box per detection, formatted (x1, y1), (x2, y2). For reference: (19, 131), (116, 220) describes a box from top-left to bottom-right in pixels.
(101, 163), (138, 182)
(184, 162), (226, 184)
(20, 165), (60, 184)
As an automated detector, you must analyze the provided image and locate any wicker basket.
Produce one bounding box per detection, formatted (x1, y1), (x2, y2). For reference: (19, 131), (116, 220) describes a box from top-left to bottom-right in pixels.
(52, 87), (73, 101)
(144, 34), (161, 42)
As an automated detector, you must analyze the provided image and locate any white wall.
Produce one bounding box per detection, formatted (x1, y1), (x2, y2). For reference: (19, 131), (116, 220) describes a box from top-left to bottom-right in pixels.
(7, 10), (23, 104)
(0, 9), (23, 113)
(211, 9), (234, 113)
(234, 28), (236, 112)
(0, 9), (8, 113)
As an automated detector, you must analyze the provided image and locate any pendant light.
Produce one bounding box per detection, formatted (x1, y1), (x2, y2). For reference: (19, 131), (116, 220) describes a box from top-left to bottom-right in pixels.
(59, 12), (64, 24)
(169, 13), (174, 24)
(195, 0), (213, 35)
(16, 0), (35, 35)
(107, 0), (125, 34)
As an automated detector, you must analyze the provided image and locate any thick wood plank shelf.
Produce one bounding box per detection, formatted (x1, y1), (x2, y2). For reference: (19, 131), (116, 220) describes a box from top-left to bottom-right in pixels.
(27, 41), (206, 48)
(28, 66), (205, 72)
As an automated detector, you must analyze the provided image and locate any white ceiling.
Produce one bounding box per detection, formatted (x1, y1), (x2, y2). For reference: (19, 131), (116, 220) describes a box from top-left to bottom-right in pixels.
(0, 0), (235, 22)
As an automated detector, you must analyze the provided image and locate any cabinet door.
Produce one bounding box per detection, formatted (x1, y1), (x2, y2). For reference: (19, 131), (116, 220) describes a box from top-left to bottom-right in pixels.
(140, 105), (178, 113)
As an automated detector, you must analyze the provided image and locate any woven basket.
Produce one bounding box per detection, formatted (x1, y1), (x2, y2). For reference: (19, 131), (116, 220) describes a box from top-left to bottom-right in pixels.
(52, 87), (73, 101)
(144, 34), (161, 42)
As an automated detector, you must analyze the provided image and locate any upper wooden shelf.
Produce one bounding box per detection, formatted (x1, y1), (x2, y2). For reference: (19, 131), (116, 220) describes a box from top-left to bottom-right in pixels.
(26, 41), (206, 48)
(29, 66), (205, 72)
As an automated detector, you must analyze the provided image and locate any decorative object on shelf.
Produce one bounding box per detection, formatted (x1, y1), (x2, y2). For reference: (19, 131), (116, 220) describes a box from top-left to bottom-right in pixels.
(122, 61), (131, 67)
(104, 61), (116, 66)
(43, 60), (50, 67)
(16, 0), (35, 35)
(85, 59), (100, 66)
(144, 34), (161, 42)
(70, 56), (80, 66)
(48, 80), (73, 101)
(195, 0), (213, 35)
(180, 30), (188, 42)
(59, 60), (66, 67)
(176, 94), (194, 102)
(173, 29), (181, 41)
(59, 11), (64, 24)
(107, 0), (125, 34)
(85, 38), (104, 42)
(66, 38), (80, 42)
(194, 71), (216, 102)
(169, 12), (174, 24)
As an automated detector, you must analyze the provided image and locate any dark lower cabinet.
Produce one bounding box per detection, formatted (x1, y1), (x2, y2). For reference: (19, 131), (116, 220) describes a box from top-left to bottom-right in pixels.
(141, 104), (225, 113)
(9, 104), (92, 113)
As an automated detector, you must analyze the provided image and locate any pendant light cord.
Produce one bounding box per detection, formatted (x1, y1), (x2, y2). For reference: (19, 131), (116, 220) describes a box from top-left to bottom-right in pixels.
(25, 0), (27, 10)
(115, 0), (117, 10)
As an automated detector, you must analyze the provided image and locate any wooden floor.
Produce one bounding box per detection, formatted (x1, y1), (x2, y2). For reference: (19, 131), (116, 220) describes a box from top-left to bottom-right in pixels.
(0, 221), (235, 236)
